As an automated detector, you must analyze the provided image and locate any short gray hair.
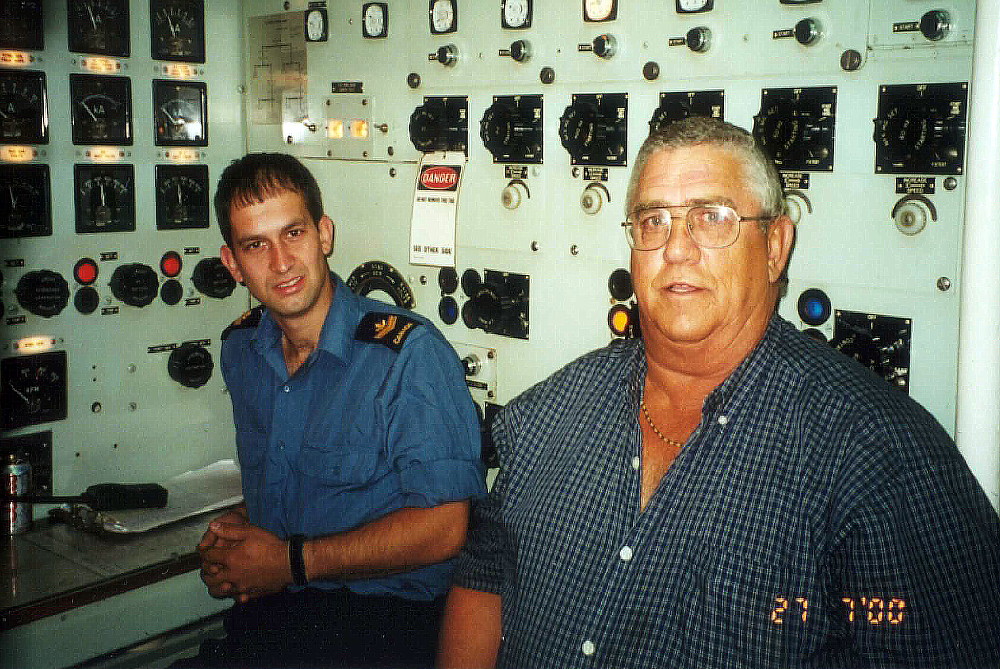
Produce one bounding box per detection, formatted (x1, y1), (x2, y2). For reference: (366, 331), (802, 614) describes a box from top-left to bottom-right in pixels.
(625, 117), (785, 226)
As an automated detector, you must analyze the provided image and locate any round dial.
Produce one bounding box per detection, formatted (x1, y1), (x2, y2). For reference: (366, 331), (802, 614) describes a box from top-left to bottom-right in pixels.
(110, 263), (159, 308)
(363, 3), (386, 37)
(676, 0), (712, 12)
(584, 0), (615, 21)
(153, 80), (207, 146)
(70, 74), (133, 146)
(192, 257), (236, 299)
(430, 0), (456, 33)
(68, 0), (130, 56)
(502, 0), (530, 28)
(305, 8), (327, 41)
(15, 270), (70, 317)
(74, 164), (135, 233)
(151, 0), (206, 63)
(155, 164), (209, 230)
(0, 164), (50, 238)
(346, 261), (416, 309)
(168, 342), (214, 388)
(0, 70), (49, 144)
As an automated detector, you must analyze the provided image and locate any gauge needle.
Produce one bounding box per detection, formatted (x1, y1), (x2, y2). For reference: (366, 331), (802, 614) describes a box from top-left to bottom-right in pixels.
(7, 382), (31, 405)
(8, 186), (17, 210)
(99, 181), (107, 206)
(80, 100), (99, 122)
(86, 3), (98, 30)
(0, 107), (8, 119)
(176, 183), (183, 204)
(164, 12), (178, 37)
(160, 105), (178, 124)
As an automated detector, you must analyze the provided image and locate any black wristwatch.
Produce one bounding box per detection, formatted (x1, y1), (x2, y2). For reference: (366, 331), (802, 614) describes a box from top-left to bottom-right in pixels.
(289, 534), (308, 586)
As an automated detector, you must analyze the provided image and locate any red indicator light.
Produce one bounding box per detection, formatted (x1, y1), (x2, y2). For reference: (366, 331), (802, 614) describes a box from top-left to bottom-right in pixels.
(74, 258), (99, 285)
(160, 251), (183, 278)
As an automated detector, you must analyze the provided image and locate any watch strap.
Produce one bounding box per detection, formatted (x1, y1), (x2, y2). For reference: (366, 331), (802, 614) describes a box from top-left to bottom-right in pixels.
(289, 534), (308, 586)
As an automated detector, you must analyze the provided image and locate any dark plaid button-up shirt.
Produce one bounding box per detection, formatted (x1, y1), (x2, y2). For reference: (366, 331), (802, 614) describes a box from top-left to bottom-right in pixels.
(455, 316), (1000, 668)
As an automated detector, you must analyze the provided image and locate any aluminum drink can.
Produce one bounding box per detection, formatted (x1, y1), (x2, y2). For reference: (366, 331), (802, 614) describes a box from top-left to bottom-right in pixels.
(4, 455), (32, 535)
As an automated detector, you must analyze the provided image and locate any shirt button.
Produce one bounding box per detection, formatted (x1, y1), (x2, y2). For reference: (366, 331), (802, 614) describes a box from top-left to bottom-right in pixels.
(619, 545), (633, 562)
(717, 414), (729, 426)
(283, 385), (290, 393)
(630, 456), (640, 471)
(581, 640), (596, 656)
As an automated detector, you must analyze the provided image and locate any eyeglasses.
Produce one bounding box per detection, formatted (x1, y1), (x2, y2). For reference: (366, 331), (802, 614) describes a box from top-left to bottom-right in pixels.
(622, 204), (774, 251)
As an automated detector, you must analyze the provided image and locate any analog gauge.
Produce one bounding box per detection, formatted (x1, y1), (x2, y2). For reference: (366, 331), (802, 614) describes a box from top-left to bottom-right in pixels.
(304, 7), (328, 42)
(70, 74), (133, 146)
(362, 3), (388, 38)
(0, 70), (48, 145)
(74, 163), (135, 233)
(0, 0), (44, 51)
(502, 0), (531, 29)
(583, 0), (616, 22)
(0, 164), (50, 238)
(429, 0), (457, 34)
(676, 0), (713, 12)
(155, 163), (209, 229)
(153, 79), (207, 146)
(150, 0), (206, 63)
(1, 352), (68, 430)
(68, 0), (130, 56)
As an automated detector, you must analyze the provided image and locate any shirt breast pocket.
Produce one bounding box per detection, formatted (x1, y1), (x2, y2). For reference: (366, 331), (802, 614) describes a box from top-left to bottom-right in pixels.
(296, 441), (378, 489)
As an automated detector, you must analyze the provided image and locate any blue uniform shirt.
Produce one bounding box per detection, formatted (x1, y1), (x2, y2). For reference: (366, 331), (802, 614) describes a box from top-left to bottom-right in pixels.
(221, 273), (485, 600)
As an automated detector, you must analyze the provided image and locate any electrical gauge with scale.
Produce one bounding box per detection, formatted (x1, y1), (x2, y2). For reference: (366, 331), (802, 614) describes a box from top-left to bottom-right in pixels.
(0, 70), (48, 144)
(67, 0), (130, 56)
(676, 0), (713, 13)
(153, 79), (207, 146)
(502, 0), (531, 29)
(155, 163), (209, 230)
(70, 73), (133, 146)
(429, 0), (457, 34)
(0, 0), (44, 51)
(362, 3), (388, 38)
(0, 163), (50, 238)
(304, 7), (328, 42)
(151, 0), (205, 62)
(583, 0), (616, 22)
(74, 163), (135, 233)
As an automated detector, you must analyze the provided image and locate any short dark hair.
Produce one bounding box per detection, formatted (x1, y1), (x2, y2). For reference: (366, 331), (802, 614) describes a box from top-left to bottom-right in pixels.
(214, 153), (324, 247)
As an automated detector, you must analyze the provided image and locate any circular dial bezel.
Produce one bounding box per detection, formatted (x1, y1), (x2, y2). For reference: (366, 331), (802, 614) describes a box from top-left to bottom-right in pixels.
(583, 0), (616, 22)
(362, 3), (388, 38)
(429, 0), (457, 34)
(502, 0), (531, 29)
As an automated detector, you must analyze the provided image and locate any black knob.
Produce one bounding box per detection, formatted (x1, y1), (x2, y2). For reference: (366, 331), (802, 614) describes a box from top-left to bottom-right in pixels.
(461, 268), (482, 297)
(191, 257), (237, 299)
(510, 39), (531, 63)
(480, 101), (539, 159)
(110, 263), (159, 308)
(168, 342), (214, 389)
(794, 18), (821, 46)
(406, 72), (421, 89)
(74, 287), (100, 314)
(436, 44), (458, 66)
(592, 33), (616, 58)
(438, 267), (459, 294)
(15, 270), (70, 318)
(608, 269), (633, 301)
(920, 10), (950, 41)
(686, 26), (711, 53)
(559, 99), (626, 163)
(539, 67), (555, 85)
(642, 61), (660, 81)
(161, 279), (184, 305)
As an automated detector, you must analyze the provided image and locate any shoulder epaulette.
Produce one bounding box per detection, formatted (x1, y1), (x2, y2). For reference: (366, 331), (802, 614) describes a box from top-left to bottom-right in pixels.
(221, 306), (264, 341)
(355, 312), (421, 352)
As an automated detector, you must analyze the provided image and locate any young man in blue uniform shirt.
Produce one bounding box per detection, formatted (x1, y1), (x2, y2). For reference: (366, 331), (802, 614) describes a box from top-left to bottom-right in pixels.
(179, 153), (484, 668)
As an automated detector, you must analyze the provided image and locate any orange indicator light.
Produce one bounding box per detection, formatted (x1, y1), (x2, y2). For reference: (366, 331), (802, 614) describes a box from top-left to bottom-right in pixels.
(0, 51), (32, 66)
(0, 146), (36, 162)
(327, 120), (345, 139)
(608, 304), (632, 337)
(350, 120), (369, 138)
(82, 57), (121, 73)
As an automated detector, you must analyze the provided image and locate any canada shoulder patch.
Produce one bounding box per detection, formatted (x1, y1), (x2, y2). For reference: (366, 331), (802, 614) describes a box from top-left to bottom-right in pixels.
(221, 306), (264, 341)
(355, 312), (421, 352)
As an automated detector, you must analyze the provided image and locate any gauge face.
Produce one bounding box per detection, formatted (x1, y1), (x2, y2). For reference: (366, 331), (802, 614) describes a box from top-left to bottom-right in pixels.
(1, 352), (68, 430)
(0, 70), (48, 145)
(502, 0), (531, 29)
(304, 8), (327, 42)
(0, 0), (44, 50)
(68, 0), (130, 56)
(0, 164), (50, 238)
(429, 0), (457, 34)
(362, 2), (388, 38)
(70, 74), (133, 146)
(676, 0), (713, 12)
(151, 0), (206, 62)
(583, 0), (616, 22)
(155, 163), (209, 229)
(74, 163), (135, 233)
(153, 79), (207, 146)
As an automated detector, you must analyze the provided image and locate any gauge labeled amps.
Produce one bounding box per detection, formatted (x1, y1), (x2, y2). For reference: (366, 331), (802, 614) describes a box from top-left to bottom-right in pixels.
(153, 79), (208, 146)
(70, 73), (133, 145)
(0, 70), (49, 144)
(150, 0), (206, 62)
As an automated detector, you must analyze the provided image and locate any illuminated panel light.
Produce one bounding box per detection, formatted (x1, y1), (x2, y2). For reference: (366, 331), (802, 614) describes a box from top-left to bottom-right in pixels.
(0, 51), (33, 66)
(82, 57), (122, 73)
(0, 146), (38, 162)
(327, 120), (345, 139)
(164, 148), (200, 162)
(161, 63), (197, 79)
(15, 336), (55, 353)
(74, 258), (99, 285)
(86, 148), (127, 162)
(350, 120), (369, 139)
(160, 251), (182, 278)
(608, 304), (633, 337)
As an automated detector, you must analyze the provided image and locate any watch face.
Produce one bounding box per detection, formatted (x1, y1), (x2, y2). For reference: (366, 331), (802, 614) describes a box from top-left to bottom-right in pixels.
(70, 74), (133, 145)
(0, 0), (44, 50)
(155, 163), (209, 230)
(362, 3), (388, 38)
(68, 0), (130, 56)
(583, 0), (616, 22)
(150, 0), (206, 63)
(676, 0), (713, 12)
(0, 70), (48, 144)
(74, 163), (135, 233)
(0, 163), (50, 238)
(153, 79), (207, 146)
(502, 0), (531, 29)
(429, 0), (457, 34)
(304, 8), (327, 42)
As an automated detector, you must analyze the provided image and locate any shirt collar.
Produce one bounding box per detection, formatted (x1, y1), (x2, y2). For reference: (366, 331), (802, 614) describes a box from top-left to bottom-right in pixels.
(702, 313), (782, 414)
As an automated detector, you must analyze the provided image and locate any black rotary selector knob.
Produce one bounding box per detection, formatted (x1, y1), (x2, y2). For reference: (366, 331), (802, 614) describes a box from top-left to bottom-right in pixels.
(408, 98), (467, 153)
(481, 100), (541, 161)
(110, 263), (159, 308)
(168, 342), (214, 389)
(74, 287), (100, 314)
(161, 279), (184, 305)
(192, 257), (237, 299)
(920, 10), (950, 41)
(16, 270), (70, 317)
(559, 95), (627, 165)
